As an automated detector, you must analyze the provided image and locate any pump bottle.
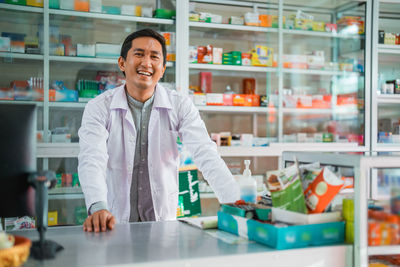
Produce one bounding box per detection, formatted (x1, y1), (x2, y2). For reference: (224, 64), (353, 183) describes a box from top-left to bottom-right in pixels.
(239, 160), (257, 203)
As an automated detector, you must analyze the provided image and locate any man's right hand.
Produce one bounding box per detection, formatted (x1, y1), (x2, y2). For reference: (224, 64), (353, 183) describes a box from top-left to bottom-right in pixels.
(83, 209), (116, 232)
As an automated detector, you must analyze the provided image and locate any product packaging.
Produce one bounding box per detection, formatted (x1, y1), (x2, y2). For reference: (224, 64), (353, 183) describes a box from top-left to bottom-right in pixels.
(212, 47), (222, 64)
(74, 0), (89, 11)
(77, 44), (95, 57)
(229, 16), (244, 25)
(266, 162), (307, 213)
(89, 0), (101, 13)
(206, 93), (223, 106)
(199, 72), (212, 93)
(251, 45), (273, 67)
(188, 45), (198, 63)
(95, 43), (120, 58)
(304, 167), (344, 214)
(0, 37), (10, 52)
(244, 12), (259, 26)
(242, 78), (255, 94)
(238, 160), (257, 203)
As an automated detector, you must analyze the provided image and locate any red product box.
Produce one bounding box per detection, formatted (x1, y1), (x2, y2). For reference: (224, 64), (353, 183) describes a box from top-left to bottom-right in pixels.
(199, 72), (212, 93)
(223, 94), (233, 106)
(325, 23), (337, 33)
(337, 93), (358, 106)
(198, 46), (213, 63)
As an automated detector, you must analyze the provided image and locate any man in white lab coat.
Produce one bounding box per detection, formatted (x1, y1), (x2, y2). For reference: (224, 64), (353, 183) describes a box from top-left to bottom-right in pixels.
(78, 29), (239, 232)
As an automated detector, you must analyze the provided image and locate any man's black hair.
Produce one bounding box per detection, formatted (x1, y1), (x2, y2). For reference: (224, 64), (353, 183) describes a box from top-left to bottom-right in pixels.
(120, 28), (167, 68)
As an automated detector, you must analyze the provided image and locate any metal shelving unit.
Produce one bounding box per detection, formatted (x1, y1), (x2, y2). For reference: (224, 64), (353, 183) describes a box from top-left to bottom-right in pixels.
(196, 105), (275, 114)
(189, 63), (277, 73)
(0, 52), (44, 60)
(0, 3), (43, 13)
(282, 29), (363, 39)
(282, 68), (360, 76)
(48, 8), (174, 24)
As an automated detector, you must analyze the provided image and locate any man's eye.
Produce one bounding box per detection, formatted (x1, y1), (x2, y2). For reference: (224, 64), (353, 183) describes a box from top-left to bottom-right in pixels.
(152, 56), (159, 59)
(134, 52), (143, 56)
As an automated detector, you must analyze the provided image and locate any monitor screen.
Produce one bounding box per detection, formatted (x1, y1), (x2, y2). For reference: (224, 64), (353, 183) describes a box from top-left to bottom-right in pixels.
(0, 103), (36, 217)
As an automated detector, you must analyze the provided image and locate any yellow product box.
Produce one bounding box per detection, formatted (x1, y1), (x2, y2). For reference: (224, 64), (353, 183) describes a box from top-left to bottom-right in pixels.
(135, 6), (141, 17)
(27, 0), (43, 6)
(48, 211), (58, 226)
(271, 15), (285, 28)
(312, 21), (325, 32)
(295, 18), (313, 31)
(251, 45), (273, 67)
(189, 13), (200, 22)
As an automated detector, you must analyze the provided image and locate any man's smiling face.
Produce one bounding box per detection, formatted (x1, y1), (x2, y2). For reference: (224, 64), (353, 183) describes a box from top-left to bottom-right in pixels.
(119, 37), (166, 92)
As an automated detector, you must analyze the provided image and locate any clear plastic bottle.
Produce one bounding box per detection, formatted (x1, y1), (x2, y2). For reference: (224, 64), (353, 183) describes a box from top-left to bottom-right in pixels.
(239, 160), (257, 203)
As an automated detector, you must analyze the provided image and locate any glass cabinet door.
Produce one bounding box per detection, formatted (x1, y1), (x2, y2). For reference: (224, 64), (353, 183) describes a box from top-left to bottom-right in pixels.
(281, 0), (366, 146)
(373, 1), (400, 152)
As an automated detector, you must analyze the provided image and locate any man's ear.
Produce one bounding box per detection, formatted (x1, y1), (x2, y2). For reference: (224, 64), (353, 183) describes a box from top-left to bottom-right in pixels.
(118, 56), (125, 72)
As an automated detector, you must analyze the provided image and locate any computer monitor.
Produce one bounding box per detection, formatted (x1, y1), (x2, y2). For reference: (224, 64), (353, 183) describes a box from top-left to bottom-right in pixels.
(0, 103), (36, 217)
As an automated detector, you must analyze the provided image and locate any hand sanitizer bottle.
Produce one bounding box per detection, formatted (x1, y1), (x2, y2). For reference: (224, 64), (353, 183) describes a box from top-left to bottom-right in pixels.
(239, 160), (257, 203)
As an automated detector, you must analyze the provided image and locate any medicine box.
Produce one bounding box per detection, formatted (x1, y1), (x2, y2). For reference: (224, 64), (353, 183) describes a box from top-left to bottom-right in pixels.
(218, 211), (345, 250)
(0, 37), (10, 52)
(95, 43), (120, 58)
(77, 44), (95, 57)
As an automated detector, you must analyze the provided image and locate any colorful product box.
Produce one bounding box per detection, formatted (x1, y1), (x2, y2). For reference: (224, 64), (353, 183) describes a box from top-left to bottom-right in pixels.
(74, 0), (88, 11)
(218, 211), (345, 250)
(26, 0), (43, 7)
(206, 93), (223, 106)
(212, 47), (222, 64)
(251, 46), (273, 67)
(48, 211), (58, 226)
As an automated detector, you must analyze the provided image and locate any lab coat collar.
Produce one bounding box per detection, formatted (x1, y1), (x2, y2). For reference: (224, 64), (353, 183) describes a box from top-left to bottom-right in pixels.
(110, 83), (172, 110)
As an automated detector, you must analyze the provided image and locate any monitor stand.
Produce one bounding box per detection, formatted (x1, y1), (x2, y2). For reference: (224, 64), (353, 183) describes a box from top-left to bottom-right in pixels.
(29, 171), (63, 259)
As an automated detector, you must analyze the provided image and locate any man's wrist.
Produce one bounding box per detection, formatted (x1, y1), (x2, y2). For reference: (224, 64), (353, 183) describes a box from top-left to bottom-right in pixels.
(89, 201), (108, 215)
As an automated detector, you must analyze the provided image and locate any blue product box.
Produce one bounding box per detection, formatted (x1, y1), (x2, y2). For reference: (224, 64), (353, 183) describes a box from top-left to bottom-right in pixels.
(102, 6), (120, 15)
(218, 211), (345, 250)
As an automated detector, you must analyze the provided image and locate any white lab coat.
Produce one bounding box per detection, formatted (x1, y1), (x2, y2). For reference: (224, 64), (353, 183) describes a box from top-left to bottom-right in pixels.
(78, 84), (239, 223)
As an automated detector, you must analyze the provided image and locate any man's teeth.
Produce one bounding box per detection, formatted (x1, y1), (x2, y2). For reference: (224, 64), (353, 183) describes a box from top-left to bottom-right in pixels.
(138, 71), (152, 76)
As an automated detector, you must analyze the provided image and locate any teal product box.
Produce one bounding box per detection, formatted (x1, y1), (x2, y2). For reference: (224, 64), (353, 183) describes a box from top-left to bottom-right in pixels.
(220, 204), (271, 220)
(102, 6), (121, 15)
(218, 211), (345, 250)
(49, 0), (59, 8)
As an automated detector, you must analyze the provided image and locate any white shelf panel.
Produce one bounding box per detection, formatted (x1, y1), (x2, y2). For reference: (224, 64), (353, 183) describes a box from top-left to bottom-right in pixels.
(0, 52), (43, 60)
(378, 44), (400, 54)
(0, 3), (43, 13)
(0, 100), (43, 106)
(189, 21), (278, 33)
(375, 144), (400, 152)
(269, 142), (366, 152)
(282, 107), (359, 115)
(49, 55), (174, 67)
(283, 29), (362, 39)
(49, 187), (83, 195)
(283, 68), (360, 76)
(189, 63), (277, 73)
(37, 143), (80, 158)
(377, 94), (400, 104)
(368, 245), (400, 256)
(196, 105), (275, 114)
(49, 102), (87, 108)
(49, 9), (174, 24)
(217, 146), (281, 157)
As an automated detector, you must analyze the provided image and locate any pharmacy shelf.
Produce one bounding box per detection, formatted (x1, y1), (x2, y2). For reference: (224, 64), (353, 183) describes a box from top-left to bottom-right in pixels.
(0, 100), (43, 106)
(0, 3), (43, 13)
(374, 144), (400, 152)
(49, 9), (174, 24)
(189, 63), (277, 73)
(0, 52), (43, 60)
(49, 101), (87, 108)
(283, 68), (360, 76)
(368, 245), (400, 256)
(270, 142), (365, 152)
(196, 105), (276, 114)
(50, 55), (174, 67)
(49, 187), (83, 195)
(377, 94), (400, 104)
(283, 29), (362, 39)
(282, 107), (359, 115)
(378, 44), (400, 54)
(37, 143), (80, 158)
(189, 21), (278, 33)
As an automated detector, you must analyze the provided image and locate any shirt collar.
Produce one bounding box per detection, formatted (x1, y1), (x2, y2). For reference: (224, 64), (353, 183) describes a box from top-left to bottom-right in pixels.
(110, 83), (172, 110)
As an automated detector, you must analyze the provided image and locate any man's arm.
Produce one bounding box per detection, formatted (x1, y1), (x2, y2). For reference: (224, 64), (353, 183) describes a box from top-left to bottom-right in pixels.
(177, 96), (240, 203)
(78, 100), (115, 231)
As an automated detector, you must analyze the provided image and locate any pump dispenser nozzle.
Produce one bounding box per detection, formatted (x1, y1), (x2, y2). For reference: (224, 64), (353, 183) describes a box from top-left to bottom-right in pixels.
(243, 160), (251, 177)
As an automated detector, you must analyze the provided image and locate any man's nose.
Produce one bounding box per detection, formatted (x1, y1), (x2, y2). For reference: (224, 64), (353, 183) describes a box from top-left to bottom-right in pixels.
(140, 55), (152, 66)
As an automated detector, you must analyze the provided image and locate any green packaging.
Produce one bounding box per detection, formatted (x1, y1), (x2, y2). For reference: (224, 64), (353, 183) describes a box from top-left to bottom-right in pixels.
(6, 0), (26, 5)
(49, 0), (59, 9)
(266, 163), (307, 214)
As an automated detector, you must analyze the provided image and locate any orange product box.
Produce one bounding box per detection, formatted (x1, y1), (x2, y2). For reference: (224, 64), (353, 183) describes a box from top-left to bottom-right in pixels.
(206, 93), (223, 106)
(244, 94), (260, 106)
(74, 0), (89, 12)
(336, 93), (357, 106)
(35, 88), (56, 101)
(198, 45), (213, 64)
(232, 94), (246, 106)
(368, 221), (382, 246)
(283, 62), (308, 69)
(304, 167), (344, 214)
(259, 14), (272, 27)
(311, 94), (332, 108)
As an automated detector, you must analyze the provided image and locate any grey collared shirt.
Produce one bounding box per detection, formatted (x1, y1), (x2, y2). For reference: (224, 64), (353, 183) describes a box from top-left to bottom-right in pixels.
(126, 92), (155, 222)
(89, 92), (155, 222)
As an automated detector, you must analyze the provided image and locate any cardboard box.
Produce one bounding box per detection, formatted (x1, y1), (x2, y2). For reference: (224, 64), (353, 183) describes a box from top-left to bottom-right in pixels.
(218, 211), (345, 250)
(271, 208), (342, 225)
